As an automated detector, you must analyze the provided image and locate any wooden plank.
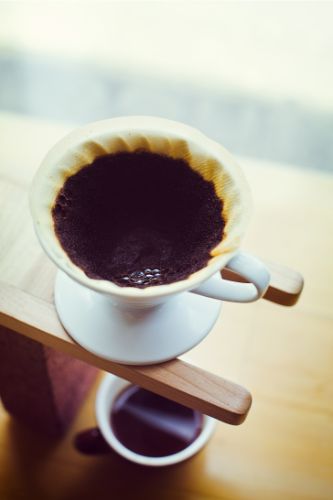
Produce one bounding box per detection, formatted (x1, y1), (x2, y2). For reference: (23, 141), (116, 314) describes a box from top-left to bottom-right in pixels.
(0, 281), (252, 425)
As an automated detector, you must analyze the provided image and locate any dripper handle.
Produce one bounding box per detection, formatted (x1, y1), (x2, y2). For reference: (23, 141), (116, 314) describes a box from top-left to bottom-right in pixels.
(192, 252), (270, 303)
(222, 257), (304, 306)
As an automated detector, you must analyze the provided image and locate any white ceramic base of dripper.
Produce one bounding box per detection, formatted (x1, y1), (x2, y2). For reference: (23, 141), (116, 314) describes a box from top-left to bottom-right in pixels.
(54, 271), (222, 365)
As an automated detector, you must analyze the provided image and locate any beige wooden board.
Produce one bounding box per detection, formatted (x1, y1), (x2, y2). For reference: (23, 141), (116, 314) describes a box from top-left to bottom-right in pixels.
(0, 112), (333, 499)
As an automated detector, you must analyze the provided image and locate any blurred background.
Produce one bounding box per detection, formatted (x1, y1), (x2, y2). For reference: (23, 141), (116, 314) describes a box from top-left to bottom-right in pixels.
(0, 0), (332, 172)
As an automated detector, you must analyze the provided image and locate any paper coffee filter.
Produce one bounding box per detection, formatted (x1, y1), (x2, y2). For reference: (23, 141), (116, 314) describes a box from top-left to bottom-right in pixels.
(30, 117), (252, 296)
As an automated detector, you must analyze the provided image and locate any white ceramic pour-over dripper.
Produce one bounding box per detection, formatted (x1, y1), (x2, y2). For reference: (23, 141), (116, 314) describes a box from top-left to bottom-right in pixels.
(30, 116), (270, 365)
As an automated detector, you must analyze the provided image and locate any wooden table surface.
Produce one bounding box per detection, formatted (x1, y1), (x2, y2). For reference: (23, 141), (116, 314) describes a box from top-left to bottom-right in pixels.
(0, 112), (332, 500)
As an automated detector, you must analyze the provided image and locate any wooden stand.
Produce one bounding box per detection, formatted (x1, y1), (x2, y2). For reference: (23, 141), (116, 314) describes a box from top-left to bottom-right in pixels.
(0, 262), (303, 434)
(0, 326), (97, 436)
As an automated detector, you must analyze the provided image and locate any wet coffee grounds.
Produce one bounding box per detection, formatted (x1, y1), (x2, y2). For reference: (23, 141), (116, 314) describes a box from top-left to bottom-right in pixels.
(52, 151), (224, 287)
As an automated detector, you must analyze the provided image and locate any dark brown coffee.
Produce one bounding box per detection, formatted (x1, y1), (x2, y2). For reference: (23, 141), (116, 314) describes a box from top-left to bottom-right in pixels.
(111, 385), (203, 457)
(53, 151), (224, 287)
